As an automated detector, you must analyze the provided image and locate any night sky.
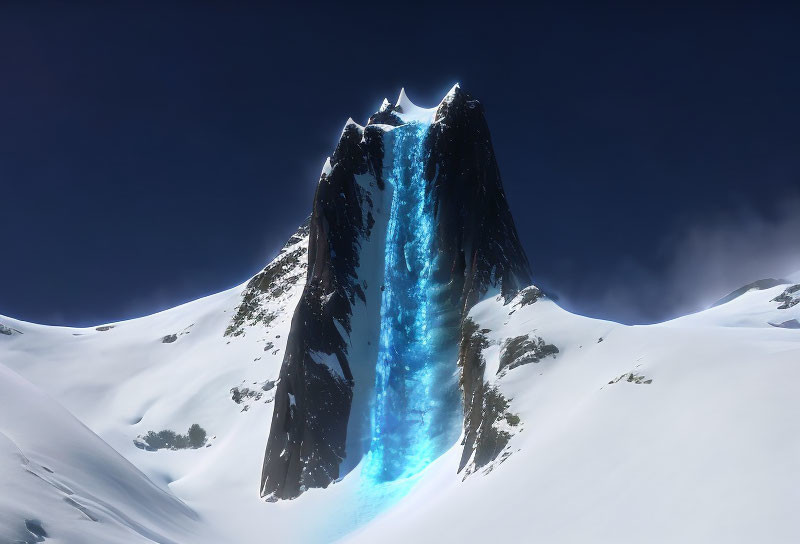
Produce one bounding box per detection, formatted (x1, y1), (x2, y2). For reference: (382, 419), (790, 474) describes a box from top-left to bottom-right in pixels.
(2, 2), (799, 326)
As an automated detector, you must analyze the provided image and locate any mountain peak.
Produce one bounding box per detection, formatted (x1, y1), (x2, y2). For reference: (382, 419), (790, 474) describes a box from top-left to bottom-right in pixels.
(343, 117), (363, 130)
(442, 82), (461, 102)
(366, 85), (466, 127)
(392, 87), (437, 123)
(394, 87), (413, 112)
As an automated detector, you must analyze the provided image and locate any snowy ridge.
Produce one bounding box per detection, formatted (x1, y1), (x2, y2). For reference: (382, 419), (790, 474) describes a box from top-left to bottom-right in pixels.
(0, 363), (200, 543)
(392, 84), (459, 124)
(0, 222), (311, 543)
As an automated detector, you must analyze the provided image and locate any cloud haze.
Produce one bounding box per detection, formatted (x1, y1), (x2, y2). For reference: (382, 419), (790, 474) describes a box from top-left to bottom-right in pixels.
(556, 194), (800, 324)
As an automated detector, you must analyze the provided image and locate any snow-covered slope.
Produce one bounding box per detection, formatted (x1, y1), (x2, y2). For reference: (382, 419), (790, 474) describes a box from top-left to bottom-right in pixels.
(347, 279), (800, 543)
(0, 363), (200, 543)
(0, 222), (311, 543)
(2, 267), (798, 542)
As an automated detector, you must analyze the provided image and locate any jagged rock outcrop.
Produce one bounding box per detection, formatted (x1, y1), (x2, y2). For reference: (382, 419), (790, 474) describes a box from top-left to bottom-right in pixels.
(260, 119), (389, 500)
(457, 319), (521, 474)
(424, 88), (532, 475)
(608, 372), (653, 385)
(772, 284), (800, 310)
(498, 334), (559, 374)
(516, 285), (544, 307)
(226, 219), (310, 338)
(0, 323), (22, 336)
(260, 86), (534, 499)
(426, 87), (532, 312)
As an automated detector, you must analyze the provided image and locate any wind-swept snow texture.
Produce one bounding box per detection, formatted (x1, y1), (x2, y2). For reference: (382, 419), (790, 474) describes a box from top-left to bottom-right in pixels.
(0, 363), (200, 543)
(3, 266), (798, 543)
(0, 221), (311, 543)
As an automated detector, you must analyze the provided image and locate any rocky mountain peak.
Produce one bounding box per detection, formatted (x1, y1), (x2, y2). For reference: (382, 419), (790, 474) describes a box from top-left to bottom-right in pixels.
(261, 87), (531, 500)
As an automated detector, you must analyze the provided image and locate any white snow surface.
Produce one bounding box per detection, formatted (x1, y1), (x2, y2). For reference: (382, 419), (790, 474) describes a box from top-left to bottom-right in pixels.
(0, 363), (201, 543)
(348, 288), (800, 543)
(391, 84), (460, 124)
(1, 228), (799, 543)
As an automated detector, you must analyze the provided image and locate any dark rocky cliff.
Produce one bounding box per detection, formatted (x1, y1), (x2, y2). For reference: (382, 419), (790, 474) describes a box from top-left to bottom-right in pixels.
(423, 88), (532, 475)
(260, 86), (532, 500)
(259, 121), (385, 500)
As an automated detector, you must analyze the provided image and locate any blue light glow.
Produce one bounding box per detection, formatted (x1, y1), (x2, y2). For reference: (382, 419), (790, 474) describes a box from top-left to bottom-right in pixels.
(362, 121), (460, 485)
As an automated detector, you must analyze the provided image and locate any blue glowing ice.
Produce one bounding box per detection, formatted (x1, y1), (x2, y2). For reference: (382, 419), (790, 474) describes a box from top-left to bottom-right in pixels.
(362, 122), (460, 485)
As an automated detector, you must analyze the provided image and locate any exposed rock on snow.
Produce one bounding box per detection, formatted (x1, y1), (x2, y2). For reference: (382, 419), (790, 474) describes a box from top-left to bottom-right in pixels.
(515, 285), (544, 307)
(226, 219), (310, 338)
(0, 322), (22, 335)
(230, 386), (262, 404)
(230, 382), (275, 409)
(609, 372), (653, 385)
(497, 334), (559, 374)
(457, 319), (520, 475)
(161, 325), (192, 343)
(133, 424), (208, 451)
(772, 284), (800, 309)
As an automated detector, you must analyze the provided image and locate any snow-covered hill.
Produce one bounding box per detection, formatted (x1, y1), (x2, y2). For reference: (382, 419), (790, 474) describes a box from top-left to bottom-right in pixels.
(0, 363), (199, 544)
(348, 276), (800, 543)
(0, 222), (311, 543)
(2, 256), (798, 542)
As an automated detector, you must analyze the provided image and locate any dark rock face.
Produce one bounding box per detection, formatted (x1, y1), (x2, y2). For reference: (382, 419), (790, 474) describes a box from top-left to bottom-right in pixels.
(230, 386), (262, 404)
(425, 88), (532, 315)
(609, 372), (653, 385)
(260, 122), (384, 500)
(516, 286), (544, 307)
(226, 219), (310, 338)
(498, 334), (559, 374)
(133, 425), (208, 451)
(772, 284), (800, 309)
(458, 319), (520, 474)
(260, 87), (533, 499)
(367, 101), (403, 128)
(426, 88), (533, 476)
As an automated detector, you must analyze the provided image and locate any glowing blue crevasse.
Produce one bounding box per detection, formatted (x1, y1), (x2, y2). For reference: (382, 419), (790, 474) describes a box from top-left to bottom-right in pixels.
(363, 121), (459, 484)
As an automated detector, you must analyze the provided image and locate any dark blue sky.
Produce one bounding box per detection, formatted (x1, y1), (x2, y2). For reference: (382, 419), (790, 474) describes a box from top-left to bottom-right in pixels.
(2, 2), (799, 326)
